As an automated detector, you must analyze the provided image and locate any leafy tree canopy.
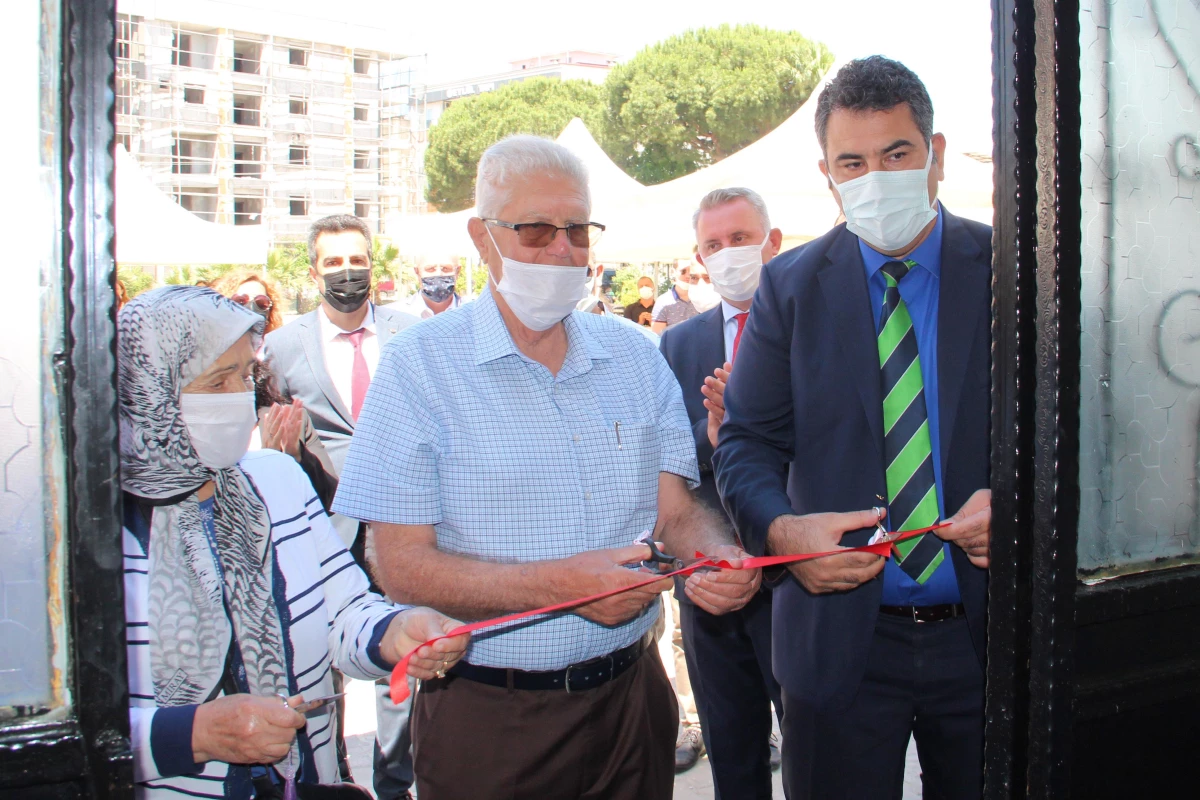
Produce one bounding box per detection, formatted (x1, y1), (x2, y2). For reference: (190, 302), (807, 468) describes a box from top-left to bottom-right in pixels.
(603, 24), (833, 184)
(424, 77), (606, 212)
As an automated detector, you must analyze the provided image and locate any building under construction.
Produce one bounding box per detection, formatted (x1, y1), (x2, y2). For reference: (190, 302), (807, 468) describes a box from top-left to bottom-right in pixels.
(114, 0), (427, 249)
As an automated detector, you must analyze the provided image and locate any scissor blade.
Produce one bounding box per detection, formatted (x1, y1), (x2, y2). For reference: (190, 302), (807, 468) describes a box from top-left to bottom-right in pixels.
(294, 693), (345, 715)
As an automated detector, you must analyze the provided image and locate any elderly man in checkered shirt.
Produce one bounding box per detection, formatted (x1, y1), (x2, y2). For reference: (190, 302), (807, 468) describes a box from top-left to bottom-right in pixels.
(332, 135), (762, 800)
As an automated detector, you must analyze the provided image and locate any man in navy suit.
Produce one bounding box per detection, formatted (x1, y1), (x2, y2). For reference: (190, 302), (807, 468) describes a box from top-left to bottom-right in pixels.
(660, 187), (786, 798)
(713, 57), (993, 799)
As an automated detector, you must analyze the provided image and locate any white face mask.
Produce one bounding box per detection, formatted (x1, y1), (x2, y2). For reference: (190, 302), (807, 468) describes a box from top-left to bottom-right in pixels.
(829, 146), (938, 253)
(487, 228), (589, 331)
(701, 238), (768, 302)
(688, 278), (721, 313)
(638, 286), (655, 300)
(180, 391), (258, 469)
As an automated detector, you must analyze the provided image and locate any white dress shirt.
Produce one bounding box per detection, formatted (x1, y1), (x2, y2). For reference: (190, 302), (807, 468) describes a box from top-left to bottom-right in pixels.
(317, 303), (378, 410)
(721, 299), (750, 362)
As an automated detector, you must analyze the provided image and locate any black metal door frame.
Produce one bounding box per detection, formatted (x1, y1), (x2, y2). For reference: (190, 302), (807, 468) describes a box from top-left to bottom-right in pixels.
(986, 2), (1200, 797)
(0, 0), (131, 796)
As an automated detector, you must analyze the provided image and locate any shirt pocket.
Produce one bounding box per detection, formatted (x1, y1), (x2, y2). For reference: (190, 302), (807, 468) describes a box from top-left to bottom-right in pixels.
(581, 420), (661, 513)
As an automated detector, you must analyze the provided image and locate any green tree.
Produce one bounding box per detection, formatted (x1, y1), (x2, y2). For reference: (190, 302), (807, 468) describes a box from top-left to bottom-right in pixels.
(610, 266), (645, 307)
(163, 263), (236, 286)
(603, 24), (833, 184)
(424, 77), (606, 212)
(266, 243), (313, 313)
(371, 240), (401, 303)
(118, 265), (155, 298)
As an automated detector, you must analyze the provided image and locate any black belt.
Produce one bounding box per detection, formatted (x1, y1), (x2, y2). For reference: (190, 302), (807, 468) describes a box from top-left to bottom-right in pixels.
(879, 603), (965, 623)
(445, 632), (652, 693)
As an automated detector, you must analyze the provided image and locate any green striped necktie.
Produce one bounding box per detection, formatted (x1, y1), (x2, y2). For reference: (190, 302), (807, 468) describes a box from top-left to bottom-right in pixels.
(878, 259), (943, 584)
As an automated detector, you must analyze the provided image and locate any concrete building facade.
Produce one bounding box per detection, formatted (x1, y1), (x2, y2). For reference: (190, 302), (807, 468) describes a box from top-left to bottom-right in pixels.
(115, 0), (426, 245)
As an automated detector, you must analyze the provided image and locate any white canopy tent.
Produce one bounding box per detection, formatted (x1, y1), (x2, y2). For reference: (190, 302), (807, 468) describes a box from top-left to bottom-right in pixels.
(382, 65), (994, 265)
(115, 148), (270, 267)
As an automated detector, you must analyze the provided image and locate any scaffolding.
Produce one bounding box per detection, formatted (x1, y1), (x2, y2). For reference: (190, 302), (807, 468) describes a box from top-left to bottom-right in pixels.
(115, 11), (423, 250)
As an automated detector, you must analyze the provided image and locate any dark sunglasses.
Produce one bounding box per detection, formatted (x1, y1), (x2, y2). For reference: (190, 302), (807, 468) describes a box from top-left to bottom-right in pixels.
(232, 293), (272, 311)
(484, 219), (605, 249)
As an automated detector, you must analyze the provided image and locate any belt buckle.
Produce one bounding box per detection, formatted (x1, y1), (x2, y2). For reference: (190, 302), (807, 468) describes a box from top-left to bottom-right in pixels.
(565, 654), (614, 694)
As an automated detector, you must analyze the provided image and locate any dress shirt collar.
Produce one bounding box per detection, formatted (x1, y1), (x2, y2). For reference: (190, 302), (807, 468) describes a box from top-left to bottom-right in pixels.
(720, 299), (747, 325)
(318, 302), (376, 342)
(473, 288), (611, 370)
(858, 201), (945, 282)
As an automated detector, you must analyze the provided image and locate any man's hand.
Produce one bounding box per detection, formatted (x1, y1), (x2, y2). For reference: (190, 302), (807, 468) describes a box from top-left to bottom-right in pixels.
(380, 607), (471, 680)
(701, 361), (732, 449)
(192, 694), (306, 765)
(260, 399), (304, 460)
(565, 545), (673, 627)
(939, 489), (991, 568)
(684, 544), (761, 615)
(767, 509), (885, 594)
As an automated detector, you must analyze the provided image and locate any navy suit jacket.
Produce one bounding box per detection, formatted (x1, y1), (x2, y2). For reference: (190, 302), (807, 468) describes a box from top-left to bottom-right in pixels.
(659, 306), (728, 515)
(713, 210), (991, 709)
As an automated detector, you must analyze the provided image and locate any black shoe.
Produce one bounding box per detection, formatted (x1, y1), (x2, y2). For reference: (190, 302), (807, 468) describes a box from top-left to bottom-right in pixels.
(769, 733), (782, 772)
(675, 725), (705, 773)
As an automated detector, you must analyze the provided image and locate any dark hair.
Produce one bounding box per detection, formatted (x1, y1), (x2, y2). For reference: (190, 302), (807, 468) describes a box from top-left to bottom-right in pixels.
(814, 56), (934, 153)
(307, 214), (373, 268)
(253, 359), (289, 411)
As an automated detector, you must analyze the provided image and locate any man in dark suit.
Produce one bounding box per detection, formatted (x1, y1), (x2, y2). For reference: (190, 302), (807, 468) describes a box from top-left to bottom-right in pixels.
(660, 187), (785, 799)
(713, 57), (993, 799)
(262, 214), (420, 800)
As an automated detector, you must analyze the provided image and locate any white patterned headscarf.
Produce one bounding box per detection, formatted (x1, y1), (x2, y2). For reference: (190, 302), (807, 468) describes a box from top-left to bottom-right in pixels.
(118, 286), (291, 711)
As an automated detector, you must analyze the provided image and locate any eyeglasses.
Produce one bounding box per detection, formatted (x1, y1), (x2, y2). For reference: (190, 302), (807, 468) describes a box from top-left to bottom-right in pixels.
(232, 293), (273, 311)
(484, 219), (605, 249)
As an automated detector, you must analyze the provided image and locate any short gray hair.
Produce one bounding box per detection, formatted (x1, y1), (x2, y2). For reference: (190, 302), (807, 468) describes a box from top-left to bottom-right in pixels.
(692, 187), (772, 232)
(307, 214), (372, 268)
(475, 135), (591, 219)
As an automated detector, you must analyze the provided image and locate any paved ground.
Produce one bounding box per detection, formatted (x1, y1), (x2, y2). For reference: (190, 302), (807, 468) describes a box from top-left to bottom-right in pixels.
(339, 676), (923, 799)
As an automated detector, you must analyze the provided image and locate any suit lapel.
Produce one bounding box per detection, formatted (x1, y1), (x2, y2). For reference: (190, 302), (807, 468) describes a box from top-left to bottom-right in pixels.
(298, 311), (354, 426)
(374, 305), (403, 350)
(937, 211), (988, 473)
(700, 307), (727, 382)
(818, 228), (885, 459)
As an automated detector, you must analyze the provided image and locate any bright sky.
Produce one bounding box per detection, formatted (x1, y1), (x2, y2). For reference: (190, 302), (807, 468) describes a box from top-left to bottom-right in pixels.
(133, 0), (996, 152)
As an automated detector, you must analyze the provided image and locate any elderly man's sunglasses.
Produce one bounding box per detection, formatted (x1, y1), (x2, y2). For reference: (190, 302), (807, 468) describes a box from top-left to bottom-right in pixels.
(484, 219), (605, 249)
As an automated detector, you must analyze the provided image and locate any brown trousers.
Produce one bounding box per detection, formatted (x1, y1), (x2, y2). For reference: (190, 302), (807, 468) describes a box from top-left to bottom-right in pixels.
(411, 646), (678, 800)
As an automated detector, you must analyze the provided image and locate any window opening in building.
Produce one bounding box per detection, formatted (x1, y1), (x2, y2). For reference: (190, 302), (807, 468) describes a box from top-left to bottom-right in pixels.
(233, 94), (260, 126)
(233, 40), (260, 74)
(233, 142), (262, 177)
(171, 31), (192, 67)
(289, 47), (309, 67)
(290, 197), (308, 216)
(234, 196), (264, 225)
(183, 86), (204, 104)
(289, 96), (308, 116)
(289, 145), (309, 165)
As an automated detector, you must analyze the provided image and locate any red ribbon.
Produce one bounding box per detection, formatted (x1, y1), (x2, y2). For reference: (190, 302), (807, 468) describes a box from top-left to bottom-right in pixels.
(388, 523), (951, 703)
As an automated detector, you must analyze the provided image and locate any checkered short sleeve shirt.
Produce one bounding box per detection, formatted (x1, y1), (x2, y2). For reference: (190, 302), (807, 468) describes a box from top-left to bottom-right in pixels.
(333, 290), (699, 670)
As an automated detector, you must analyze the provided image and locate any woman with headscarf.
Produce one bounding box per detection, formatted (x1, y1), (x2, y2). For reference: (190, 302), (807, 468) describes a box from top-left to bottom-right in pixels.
(212, 269), (340, 513)
(119, 286), (468, 799)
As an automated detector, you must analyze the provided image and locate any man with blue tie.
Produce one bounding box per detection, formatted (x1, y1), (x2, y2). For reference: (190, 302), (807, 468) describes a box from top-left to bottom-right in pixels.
(713, 57), (992, 799)
(660, 187), (785, 798)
